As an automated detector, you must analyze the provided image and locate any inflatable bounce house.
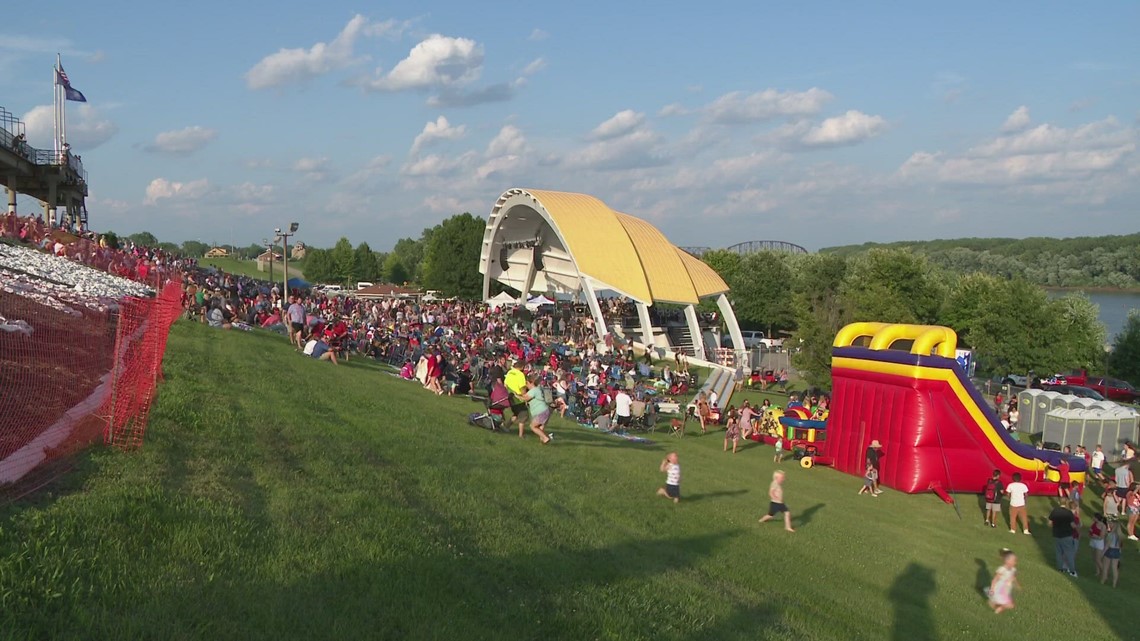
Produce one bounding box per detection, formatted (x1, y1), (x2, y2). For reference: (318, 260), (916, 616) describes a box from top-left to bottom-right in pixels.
(826, 322), (1086, 495)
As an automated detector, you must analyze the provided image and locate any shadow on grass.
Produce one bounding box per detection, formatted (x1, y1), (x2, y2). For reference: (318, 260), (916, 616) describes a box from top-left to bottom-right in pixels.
(798, 503), (825, 527)
(888, 562), (937, 641)
(686, 489), (749, 503)
(122, 531), (784, 640)
(974, 558), (990, 599)
(548, 430), (663, 450)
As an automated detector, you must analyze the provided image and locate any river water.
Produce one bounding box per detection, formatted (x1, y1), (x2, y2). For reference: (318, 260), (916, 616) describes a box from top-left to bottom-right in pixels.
(1049, 290), (1139, 342)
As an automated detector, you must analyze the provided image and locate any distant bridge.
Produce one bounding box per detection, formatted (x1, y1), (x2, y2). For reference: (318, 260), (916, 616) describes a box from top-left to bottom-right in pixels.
(680, 240), (808, 258)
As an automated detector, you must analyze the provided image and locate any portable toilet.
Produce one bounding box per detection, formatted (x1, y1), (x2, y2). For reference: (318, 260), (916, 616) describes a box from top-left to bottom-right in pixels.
(1041, 410), (1070, 448)
(1047, 392), (1070, 415)
(1061, 394), (1090, 410)
(1067, 410), (1103, 451)
(1018, 390), (1048, 434)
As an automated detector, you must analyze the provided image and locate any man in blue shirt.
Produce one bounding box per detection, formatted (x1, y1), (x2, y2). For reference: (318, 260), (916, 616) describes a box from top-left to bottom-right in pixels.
(310, 336), (338, 365)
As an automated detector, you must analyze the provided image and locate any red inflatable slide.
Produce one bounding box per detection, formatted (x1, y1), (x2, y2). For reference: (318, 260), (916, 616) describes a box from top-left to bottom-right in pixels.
(826, 323), (1086, 495)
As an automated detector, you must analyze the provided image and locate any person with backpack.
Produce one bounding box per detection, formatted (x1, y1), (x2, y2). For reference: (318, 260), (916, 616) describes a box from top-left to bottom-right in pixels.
(983, 469), (1004, 528)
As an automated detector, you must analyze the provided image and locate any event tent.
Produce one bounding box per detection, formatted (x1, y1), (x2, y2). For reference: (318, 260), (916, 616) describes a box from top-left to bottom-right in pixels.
(487, 291), (518, 309)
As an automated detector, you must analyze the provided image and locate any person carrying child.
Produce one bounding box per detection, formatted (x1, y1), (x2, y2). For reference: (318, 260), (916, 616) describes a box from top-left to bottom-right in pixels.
(988, 548), (1020, 614)
(858, 463), (878, 497)
(656, 452), (681, 504)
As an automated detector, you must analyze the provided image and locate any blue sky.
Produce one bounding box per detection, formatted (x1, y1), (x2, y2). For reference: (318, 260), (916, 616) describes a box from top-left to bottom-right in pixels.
(3, 1), (1138, 251)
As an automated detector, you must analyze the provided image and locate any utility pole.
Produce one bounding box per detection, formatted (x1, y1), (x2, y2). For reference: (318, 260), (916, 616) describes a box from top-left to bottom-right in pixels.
(276, 222), (299, 298)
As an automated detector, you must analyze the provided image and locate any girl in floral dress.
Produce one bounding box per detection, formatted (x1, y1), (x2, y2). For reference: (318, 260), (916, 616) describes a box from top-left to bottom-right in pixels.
(988, 548), (1020, 614)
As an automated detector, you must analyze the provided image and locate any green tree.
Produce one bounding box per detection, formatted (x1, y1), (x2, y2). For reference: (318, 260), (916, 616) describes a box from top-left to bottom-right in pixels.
(303, 248), (335, 284)
(354, 242), (378, 282)
(1107, 310), (1140, 383)
(128, 231), (159, 247)
(101, 231), (120, 249)
(420, 213), (485, 298)
(392, 235), (429, 283)
(245, 243), (266, 259)
(790, 253), (849, 389)
(330, 238), (357, 286)
(841, 249), (945, 325)
(383, 253), (409, 285)
(157, 242), (180, 254)
(181, 240), (209, 257)
(1048, 293), (1107, 372)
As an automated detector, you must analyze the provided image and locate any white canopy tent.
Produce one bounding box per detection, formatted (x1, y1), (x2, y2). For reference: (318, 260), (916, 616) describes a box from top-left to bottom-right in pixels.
(487, 291), (519, 309)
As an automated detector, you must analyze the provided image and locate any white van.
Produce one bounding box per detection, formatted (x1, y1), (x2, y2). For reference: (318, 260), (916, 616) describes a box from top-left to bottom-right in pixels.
(356, 282), (375, 290)
(320, 284), (342, 293)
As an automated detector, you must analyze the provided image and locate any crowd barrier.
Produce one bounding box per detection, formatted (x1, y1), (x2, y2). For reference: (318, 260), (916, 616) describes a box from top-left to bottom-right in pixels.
(0, 279), (183, 489)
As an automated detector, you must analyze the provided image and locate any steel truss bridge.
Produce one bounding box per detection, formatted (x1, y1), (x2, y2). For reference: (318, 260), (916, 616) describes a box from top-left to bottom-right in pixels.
(680, 240), (808, 258)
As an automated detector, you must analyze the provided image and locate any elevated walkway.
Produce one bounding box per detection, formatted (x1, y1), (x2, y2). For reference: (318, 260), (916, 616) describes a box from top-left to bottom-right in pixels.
(0, 105), (88, 228)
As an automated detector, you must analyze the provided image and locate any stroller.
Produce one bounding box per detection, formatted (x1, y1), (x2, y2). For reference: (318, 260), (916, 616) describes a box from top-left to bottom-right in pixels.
(468, 380), (512, 432)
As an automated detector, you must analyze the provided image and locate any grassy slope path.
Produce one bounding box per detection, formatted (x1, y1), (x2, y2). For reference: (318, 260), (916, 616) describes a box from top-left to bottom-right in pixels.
(200, 256), (304, 281)
(0, 322), (1134, 640)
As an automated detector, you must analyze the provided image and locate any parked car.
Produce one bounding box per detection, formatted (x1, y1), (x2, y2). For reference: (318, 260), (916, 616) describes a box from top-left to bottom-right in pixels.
(1001, 374), (1029, 387)
(1042, 374), (1068, 386)
(1063, 370), (1089, 387)
(1040, 384), (1105, 401)
(1085, 377), (1139, 403)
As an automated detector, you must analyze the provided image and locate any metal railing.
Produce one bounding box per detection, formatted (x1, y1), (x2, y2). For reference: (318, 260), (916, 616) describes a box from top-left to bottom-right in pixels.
(0, 105), (87, 183)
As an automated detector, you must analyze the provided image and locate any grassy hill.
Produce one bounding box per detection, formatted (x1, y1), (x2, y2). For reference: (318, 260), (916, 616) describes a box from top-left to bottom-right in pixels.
(0, 323), (1135, 640)
(200, 256), (305, 281)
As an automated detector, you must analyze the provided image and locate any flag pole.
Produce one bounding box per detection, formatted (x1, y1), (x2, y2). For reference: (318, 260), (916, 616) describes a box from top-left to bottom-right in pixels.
(58, 54), (67, 153)
(53, 55), (60, 160)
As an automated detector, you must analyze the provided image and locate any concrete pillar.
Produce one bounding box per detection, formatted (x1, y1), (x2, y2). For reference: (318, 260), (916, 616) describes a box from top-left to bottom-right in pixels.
(717, 293), (746, 363)
(684, 304), (706, 361)
(518, 250), (538, 304)
(636, 301), (655, 352)
(6, 180), (15, 214)
(580, 278), (609, 349)
(46, 180), (58, 227)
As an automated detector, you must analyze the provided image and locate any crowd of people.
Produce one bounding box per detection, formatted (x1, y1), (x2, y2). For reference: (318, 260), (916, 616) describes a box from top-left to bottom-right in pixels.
(1, 211), (196, 288)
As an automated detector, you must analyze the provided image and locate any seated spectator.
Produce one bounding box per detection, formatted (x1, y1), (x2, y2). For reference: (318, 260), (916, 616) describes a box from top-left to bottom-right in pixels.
(309, 335), (338, 365)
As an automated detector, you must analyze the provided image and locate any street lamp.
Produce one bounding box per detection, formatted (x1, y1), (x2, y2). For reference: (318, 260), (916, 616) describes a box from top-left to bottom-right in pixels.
(277, 222), (299, 298)
(262, 237), (274, 286)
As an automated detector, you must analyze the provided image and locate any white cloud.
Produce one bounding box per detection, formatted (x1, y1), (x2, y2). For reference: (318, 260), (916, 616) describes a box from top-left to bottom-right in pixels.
(703, 88), (833, 124)
(144, 178), (210, 205)
(528, 28), (549, 41)
(410, 116), (467, 154)
(521, 57), (547, 76)
(400, 152), (476, 177)
(589, 109), (646, 141)
(245, 15), (404, 89)
(799, 110), (887, 147)
(145, 126), (218, 154)
(487, 125), (527, 156)
(427, 81), (517, 108)
(1001, 106), (1031, 133)
(355, 34), (483, 91)
(899, 116), (1137, 186)
(292, 156), (330, 181)
(658, 103), (688, 117)
(22, 104), (118, 150)
(562, 129), (667, 171)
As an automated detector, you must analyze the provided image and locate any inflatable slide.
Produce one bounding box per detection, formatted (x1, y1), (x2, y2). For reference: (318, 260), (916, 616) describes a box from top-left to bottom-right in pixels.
(827, 322), (1086, 495)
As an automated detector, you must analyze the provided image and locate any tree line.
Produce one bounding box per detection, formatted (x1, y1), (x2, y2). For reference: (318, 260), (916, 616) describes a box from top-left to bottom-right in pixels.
(820, 233), (1140, 289)
(701, 248), (1117, 388)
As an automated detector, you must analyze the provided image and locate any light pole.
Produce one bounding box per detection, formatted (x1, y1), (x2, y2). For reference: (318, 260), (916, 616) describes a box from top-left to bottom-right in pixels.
(262, 237), (274, 286)
(277, 222), (299, 298)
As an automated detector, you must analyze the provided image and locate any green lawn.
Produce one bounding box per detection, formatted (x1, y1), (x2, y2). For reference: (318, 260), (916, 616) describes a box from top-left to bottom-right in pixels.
(200, 256), (304, 281)
(1, 322), (1135, 640)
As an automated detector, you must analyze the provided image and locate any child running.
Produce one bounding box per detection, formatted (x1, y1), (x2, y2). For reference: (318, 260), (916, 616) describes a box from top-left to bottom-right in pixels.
(988, 548), (1020, 614)
(773, 434), (784, 463)
(724, 406), (741, 454)
(656, 452), (681, 503)
(521, 374), (554, 445)
(858, 463), (878, 497)
(759, 471), (795, 532)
